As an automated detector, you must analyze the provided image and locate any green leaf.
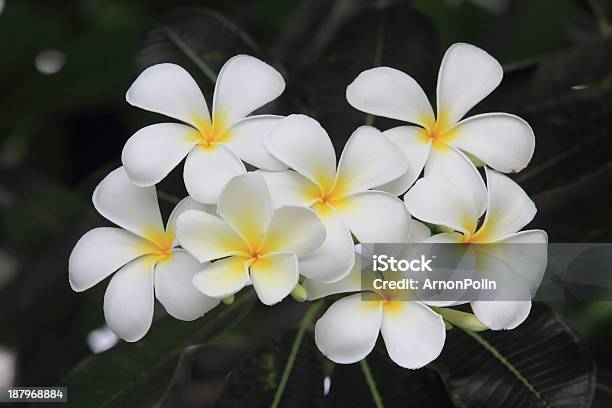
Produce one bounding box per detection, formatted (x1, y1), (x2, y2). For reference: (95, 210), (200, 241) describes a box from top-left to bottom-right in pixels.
(310, 2), (439, 147)
(434, 305), (596, 408)
(215, 302), (324, 408)
(62, 292), (255, 407)
(136, 8), (260, 96)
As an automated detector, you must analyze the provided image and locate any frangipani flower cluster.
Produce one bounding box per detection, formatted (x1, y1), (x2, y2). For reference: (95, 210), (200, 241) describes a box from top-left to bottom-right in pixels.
(69, 43), (547, 370)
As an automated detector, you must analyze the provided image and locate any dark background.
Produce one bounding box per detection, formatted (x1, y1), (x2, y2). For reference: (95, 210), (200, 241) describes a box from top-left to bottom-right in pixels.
(0, 0), (611, 406)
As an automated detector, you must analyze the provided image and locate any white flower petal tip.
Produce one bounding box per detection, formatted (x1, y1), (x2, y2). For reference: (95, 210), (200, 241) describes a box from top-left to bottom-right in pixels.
(380, 302), (446, 369)
(213, 55), (285, 126)
(68, 227), (151, 292)
(155, 251), (220, 321)
(346, 67), (434, 125)
(450, 113), (535, 173)
(471, 300), (531, 330)
(121, 123), (197, 187)
(103, 257), (155, 342)
(92, 167), (164, 239)
(183, 145), (246, 205)
(315, 294), (382, 364)
(437, 43), (503, 125)
(126, 63), (210, 126)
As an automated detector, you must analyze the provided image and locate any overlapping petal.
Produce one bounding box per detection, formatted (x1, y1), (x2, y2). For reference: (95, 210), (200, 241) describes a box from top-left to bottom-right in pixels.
(183, 145), (246, 204)
(103, 256), (155, 342)
(380, 302), (446, 369)
(315, 294), (383, 364)
(335, 191), (411, 243)
(334, 126), (409, 196)
(472, 168), (536, 242)
(449, 113), (534, 173)
(224, 115), (287, 170)
(377, 126), (431, 195)
(257, 170), (317, 208)
(217, 173), (273, 249)
(405, 175), (478, 235)
(69, 227), (152, 292)
(212, 55), (285, 127)
(192, 256), (250, 299)
(126, 63), (210, 127)
(154, 251), (220, 321)
(93, 167), (164, 239)
(436, 43), (503, 126)
(424, 145), (487, 216)
(250, 252), (299, 305)
(298, 209), (354, 282)
(176, 210), (249, 262)
(122, 123), (198, 187)
(346, 67), (434, 126)
(262, 206), (326, 256)
(264, 114), (337, 191)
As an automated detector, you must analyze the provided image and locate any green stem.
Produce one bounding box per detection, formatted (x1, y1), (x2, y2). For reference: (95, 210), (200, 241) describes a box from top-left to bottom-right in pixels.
(360, 358), (384, 408)
(270, 302), (323, 408)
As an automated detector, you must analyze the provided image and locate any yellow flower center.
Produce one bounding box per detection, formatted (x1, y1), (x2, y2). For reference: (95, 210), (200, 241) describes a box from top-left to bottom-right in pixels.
(138, 227), (176, 265)
(419, 111), (457, 151)
(188, 112), (232, 149)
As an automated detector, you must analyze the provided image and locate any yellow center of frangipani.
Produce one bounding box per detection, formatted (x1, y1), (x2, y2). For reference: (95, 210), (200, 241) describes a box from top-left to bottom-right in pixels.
(187, 111), (231, 150)
(137, 227), (176, 266)
(419, 111), (457, 151)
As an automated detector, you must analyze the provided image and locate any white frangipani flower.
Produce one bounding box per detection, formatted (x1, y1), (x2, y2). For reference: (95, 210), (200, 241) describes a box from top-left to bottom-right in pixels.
(346, 42), (535, 214)
(69, 167), (219, 342)
(260, 114), (412, 283)
(307, 244), (446, 370)
(404, 168), (548, 330)
(122, 55), (286, 204)
(176, 173), (326, 306)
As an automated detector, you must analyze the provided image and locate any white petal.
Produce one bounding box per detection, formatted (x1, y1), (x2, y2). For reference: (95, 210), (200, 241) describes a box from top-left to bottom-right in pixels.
(303, 247), (362, 300)
(424, 145), (487, 216)
(122, 123), (197, 186)
(471, 300), (531, 330)
(380, 302), (446, 369)
(192, 256), (250, 298)
(376, 126), (432, 195)
(449, 113), (535, 173)
(299, 209), (355, 282)
(346, 67), (434, 126)
(250, 252), (299, 305)
(474, 168), (536, 242)
(436, 43), (503, 126)
(166, 197), (215, 246)
(335, 191), (411, 243)
(257, 170), (317, 208)
(423, 232), (464, 243)
(264, 114), (337, 191)
(262, 206), (326, 256)
(334, 126), (409, 196)
(176, 210), (248, 262)
(478, 230), (548, 296)
(406, 219), (432, 242)
(224, 115), (288, 171)
(154, 250), (219, 321)
(217, 173), (273, 249)
(126, 63), (210, 127)
(212, 55), (285, 126)
(183, 144), (246, 204)
(404, 175), (478, 235)
(315, 294), (382, 364)
(93, 167), (164, 238)
(69, 227), (151, 292)
(103, 256), (155, 342)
